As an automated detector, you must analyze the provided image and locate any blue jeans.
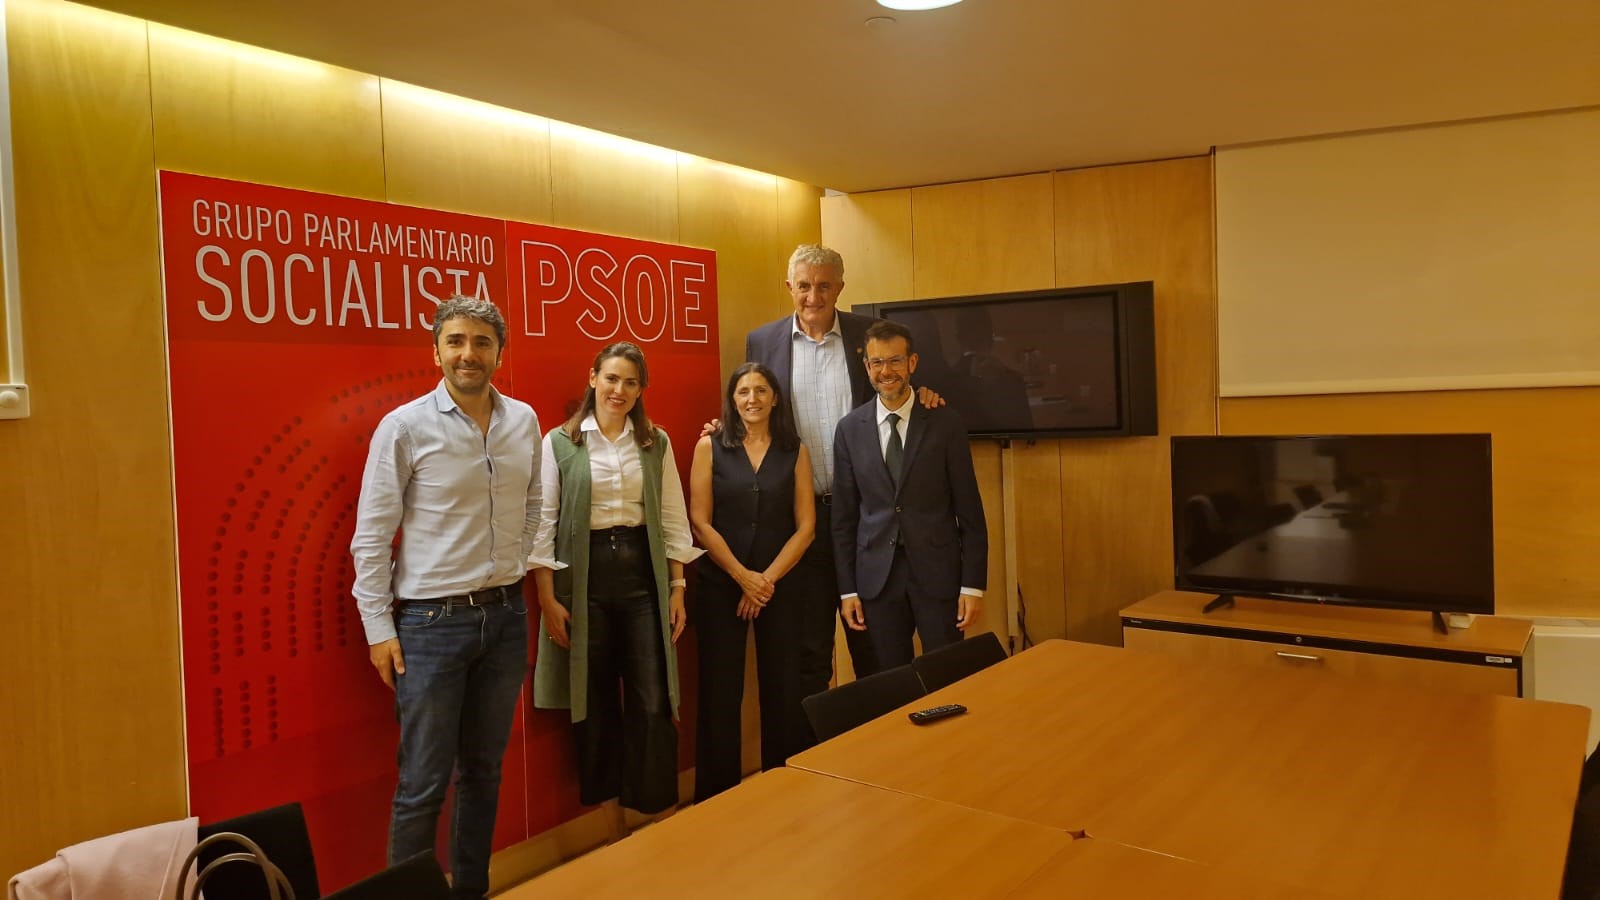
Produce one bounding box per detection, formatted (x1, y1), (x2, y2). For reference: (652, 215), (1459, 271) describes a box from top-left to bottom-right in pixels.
(390, 594), (528, 900)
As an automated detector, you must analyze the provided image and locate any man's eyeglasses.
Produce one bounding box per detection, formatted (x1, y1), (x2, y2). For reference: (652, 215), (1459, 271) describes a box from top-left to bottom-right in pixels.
(865, 356), (909, 371)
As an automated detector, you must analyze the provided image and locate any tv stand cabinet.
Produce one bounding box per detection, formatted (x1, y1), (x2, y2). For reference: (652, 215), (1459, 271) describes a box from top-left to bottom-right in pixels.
(1120, 591), (1533, 697)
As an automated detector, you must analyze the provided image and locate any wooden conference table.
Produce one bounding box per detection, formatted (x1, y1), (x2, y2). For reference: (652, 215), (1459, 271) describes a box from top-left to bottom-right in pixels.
(514, 766), (1337, 899)
(788, 639), (1590, 898)
(511, 766), (1076, 899)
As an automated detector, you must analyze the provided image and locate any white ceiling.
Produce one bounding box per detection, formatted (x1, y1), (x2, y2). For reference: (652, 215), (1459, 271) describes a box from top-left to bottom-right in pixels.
(83, 0), (1600, 192)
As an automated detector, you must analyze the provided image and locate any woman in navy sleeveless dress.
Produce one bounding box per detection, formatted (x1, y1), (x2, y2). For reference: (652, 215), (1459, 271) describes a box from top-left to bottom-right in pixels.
(689, 362), (816, 801)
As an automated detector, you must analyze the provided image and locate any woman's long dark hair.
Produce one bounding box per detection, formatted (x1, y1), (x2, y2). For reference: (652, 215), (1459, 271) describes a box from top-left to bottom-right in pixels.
(719, 362), (799, 452)
(562, 342), (655, 449)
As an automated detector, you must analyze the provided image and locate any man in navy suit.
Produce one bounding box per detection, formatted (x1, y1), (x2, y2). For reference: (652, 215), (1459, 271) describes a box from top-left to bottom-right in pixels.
(832, 319), (987, 667)
(744, 245), (884, 695)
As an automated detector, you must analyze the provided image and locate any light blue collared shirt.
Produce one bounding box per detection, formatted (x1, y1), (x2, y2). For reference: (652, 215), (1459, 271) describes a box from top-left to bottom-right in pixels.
(350, 380), (542, 644)
(790, 314), (853, 494)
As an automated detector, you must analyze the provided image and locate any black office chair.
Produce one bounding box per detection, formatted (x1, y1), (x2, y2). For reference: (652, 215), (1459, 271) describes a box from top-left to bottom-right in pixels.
(1582, 745), (1600, 797)
(322, 851), (449, 900)
(1563, 780), (1600, 900)
(1263, 501), (1297, 527)
(1181, 493), (1237, 566)
(196, 802), (320, 900)
(912, 631), (1008, 692)
(802, 665), (927, 742)
(1293, 484), (1324, 509)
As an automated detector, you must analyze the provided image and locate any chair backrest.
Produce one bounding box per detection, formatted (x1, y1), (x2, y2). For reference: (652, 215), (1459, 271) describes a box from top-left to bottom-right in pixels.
(1582, 746), (1600, 797)
(802, 664), (927, 742)
(322, 851), (450, 900)
(912, 631), (1008, 692)
(197, 802), (320, 900)
(1293, 484), (1324, 509)
(1564, 781), (1600, 900)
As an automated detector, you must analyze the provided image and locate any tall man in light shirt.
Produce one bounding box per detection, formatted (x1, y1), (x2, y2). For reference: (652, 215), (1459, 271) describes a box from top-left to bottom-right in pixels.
(833, 318), (987, 667)
(744, 245), (942, 705)
(350, 296), (540, 900)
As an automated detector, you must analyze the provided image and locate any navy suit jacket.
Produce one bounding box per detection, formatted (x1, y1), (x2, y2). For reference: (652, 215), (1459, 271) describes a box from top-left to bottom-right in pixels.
(831, 399), (988, 602)
(744, 310), (877, 409)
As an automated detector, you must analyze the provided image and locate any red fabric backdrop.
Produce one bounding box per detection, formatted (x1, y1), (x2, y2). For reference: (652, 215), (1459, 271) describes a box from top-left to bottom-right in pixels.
(159, 171), (720, 889)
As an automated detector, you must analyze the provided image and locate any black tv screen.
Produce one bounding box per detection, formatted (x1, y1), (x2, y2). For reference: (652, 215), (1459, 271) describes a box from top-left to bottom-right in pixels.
(854, 283), (1157, 439)
(1171, 434), (1494, 615)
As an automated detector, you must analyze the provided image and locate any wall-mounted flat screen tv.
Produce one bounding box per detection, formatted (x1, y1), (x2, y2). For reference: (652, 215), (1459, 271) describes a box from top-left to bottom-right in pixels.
(853, 283), (1157, 439)
(1171, 434), (1494, 615)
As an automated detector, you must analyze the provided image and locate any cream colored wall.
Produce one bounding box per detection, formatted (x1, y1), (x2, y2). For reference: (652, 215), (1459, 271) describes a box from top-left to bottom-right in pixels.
(822, 159), (1219, 648)
(1217, 108), (1600, 397)
(0, 0), (818, 877)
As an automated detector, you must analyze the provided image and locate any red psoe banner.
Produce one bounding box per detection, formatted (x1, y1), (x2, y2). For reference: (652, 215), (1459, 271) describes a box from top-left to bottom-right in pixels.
(503, 220), (719, 446)
(159, 171), (719, 889)
(165, 176), (507, 346)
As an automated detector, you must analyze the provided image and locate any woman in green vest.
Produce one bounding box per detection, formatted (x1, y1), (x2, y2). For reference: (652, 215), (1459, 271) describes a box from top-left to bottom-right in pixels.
(530, 341), (702, 835)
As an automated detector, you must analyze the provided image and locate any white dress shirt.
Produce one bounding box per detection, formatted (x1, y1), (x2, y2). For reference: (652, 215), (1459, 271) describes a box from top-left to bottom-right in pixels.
(350, 381), (542, 644)
(876, 392), (915, 457)
(528, 415), (703, 570)
(789, 314), (853, 494)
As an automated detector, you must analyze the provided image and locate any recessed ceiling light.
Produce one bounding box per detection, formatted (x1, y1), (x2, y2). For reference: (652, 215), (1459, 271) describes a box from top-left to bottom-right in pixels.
(876, 0), (964, 10)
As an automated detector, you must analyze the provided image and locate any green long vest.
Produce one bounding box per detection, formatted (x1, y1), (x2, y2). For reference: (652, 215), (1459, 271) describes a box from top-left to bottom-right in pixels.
(532, 425), (680, 723)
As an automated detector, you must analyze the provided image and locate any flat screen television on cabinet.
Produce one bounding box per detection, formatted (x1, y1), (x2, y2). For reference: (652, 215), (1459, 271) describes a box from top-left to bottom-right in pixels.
(852, 283), (1157, 439)
(1170, 434), (1494, 616)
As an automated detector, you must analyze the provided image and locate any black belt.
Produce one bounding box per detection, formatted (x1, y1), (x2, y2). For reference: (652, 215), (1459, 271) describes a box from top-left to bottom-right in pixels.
(816, 493), (833, 506)
(591, 525), (647, 541)
(402, 577), (524, 609)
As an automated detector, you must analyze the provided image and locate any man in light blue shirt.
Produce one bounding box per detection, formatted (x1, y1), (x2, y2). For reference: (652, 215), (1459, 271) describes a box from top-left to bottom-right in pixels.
(350, 296), (540, 900)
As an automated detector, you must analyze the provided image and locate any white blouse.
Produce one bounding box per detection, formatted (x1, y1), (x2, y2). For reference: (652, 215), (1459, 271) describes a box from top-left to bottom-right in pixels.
(528, 415), (702, 570)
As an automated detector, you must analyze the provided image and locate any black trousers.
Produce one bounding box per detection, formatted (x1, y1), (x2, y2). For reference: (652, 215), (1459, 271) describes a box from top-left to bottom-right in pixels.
(863, 545), (964, 669)
(573, 527), (678, 814)
(693, 573), (805, 802)
(798, 497), (881, 702)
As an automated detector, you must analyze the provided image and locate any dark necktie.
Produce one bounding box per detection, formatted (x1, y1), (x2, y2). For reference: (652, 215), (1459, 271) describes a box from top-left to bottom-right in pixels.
(885, 412), (904, 490)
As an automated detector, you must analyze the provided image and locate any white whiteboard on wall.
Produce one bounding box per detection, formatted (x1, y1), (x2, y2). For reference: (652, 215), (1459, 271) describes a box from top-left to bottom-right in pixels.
(1216, 107), (1600, 397)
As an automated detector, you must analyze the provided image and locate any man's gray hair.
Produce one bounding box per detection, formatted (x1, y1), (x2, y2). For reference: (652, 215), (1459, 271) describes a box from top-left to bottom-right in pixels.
(787, 244), (845, 282)
(432, 295), (508, 348)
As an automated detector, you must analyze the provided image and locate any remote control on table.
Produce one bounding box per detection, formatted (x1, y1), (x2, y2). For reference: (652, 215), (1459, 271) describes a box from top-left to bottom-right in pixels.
(908, 703), (967, 725)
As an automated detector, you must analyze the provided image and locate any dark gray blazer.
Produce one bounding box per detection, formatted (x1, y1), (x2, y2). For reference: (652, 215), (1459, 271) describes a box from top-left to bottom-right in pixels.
(744, 310), (877, 409)
(831, 400), (988, 602)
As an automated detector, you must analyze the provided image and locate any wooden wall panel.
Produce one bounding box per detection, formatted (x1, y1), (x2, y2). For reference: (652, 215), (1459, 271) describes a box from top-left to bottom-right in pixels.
(1055, 157), (1216, 436)
(819, 189), (912, 308)
(970, 442), (1011, 642)
(1011, 441), (1068, 643)
(0, 0), (184, 877)
(676, 157), (779, 379)
(1050, 158), (1217, 643)
(379, 80), (553, 225)
(147, 24), (384, 198)
(549, 123), (678, 243)
(774, 178), (824, 317)
(911, 173), (1055, 299)
(1059, 437), (1173, 645)
(1221, 388), (1600, 618)
(0, 246), (9, 375)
